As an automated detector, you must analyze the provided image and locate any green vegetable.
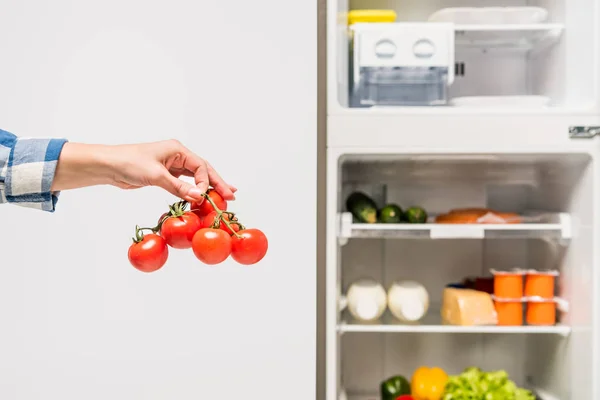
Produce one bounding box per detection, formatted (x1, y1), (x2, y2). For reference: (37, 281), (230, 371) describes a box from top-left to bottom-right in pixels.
(380, 375), (411, 400)
(379, 204), (403, 223)
(404, 206), (428, 223)
(346, 192), (378, 223)
(442, 367), (535, 400)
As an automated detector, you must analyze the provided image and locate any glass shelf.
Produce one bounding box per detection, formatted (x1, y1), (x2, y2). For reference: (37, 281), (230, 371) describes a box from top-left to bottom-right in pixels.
(338, 311), (571, 336)
(337, 212), (572, 241)
(454, 23), (564, 50)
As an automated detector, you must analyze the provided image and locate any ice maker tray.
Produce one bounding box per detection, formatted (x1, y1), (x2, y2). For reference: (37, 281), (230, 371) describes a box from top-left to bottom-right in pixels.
(352, 66), (448, 107)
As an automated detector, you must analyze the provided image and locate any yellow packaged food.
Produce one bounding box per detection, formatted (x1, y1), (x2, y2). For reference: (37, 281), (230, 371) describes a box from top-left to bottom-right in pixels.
(348, 10), (397, 26)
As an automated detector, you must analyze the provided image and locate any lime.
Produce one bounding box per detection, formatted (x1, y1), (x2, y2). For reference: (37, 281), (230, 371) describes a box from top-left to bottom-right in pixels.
(404, 206), (427, 223)
(379, 204), (403, 223)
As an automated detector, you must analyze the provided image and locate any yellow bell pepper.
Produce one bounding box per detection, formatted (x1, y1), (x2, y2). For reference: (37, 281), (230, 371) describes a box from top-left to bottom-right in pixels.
(411, 366), (449, 400)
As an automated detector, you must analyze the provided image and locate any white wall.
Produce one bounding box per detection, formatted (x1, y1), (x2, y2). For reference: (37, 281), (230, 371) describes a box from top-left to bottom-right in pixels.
(0, 1), (316, 399)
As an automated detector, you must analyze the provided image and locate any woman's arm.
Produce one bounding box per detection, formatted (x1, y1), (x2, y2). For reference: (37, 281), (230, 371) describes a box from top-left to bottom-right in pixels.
(0, 129), (67, 211)
(1, 129), (235, 211)
(52, 139), (235, 203)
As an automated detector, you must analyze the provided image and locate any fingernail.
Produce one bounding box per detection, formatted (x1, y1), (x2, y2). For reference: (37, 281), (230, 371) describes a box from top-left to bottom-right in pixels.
(188, 187), (204, 199)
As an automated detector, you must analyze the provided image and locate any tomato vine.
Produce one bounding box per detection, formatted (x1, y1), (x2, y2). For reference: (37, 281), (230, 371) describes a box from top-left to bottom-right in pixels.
(128, 189), (267, 271)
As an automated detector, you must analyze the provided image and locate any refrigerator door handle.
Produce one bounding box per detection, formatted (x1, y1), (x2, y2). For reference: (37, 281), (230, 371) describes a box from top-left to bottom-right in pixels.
(569, 126), (600, 138)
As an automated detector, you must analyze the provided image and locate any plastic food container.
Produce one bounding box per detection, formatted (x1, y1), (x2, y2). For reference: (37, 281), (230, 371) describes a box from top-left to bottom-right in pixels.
(526, 297), (558, 326)
(524, 270), (559, 298)
(348, 10), (397, 25)
(353, 67), (449, 107)
(345, 279), (388, 322)
(491, 269), (525, 298)
(492, 296), (524, 326)
(387, 281), (429, 323)
(427, 7), (548, 25)
(349, 23), (454, 108)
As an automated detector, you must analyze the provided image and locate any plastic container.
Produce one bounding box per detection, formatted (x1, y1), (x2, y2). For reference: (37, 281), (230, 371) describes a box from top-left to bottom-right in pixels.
(387, 281), (429, 322)
(349, 23), (454, 108)
(353, 67), (449, 107)
(526, 297), (557, 325)
(345, 279), (387, 322)
(348, 10), (397, 25)
(524, 270), (559, 298)
(491, 269), (525, 298)
(492, 296), (524, 326)
(427, 7), (549, 25)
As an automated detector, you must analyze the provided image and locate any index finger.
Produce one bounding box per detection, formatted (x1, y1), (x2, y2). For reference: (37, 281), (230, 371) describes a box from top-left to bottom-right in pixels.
(206, 162), (235, 200)
(179, 149), (210, 195)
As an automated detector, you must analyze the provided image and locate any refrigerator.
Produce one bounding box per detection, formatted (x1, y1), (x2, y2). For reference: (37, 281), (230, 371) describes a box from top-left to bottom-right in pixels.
(325, 0), (600, 399)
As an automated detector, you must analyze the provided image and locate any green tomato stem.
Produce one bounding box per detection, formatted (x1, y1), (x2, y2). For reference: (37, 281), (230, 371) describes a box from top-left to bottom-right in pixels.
(133, 225), (153, 243)
(202, 192), (243, 238)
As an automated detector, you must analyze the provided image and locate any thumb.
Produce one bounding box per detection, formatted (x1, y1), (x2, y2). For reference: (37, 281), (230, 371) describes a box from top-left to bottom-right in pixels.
(157, 172), (205, 202)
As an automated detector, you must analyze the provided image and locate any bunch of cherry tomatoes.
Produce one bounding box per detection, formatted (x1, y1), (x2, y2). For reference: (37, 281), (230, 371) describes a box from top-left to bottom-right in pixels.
(127, 189), (268, 273)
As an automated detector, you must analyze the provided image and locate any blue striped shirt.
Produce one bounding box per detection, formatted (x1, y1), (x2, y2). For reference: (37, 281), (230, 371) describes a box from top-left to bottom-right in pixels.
(0, 129), (67, 212)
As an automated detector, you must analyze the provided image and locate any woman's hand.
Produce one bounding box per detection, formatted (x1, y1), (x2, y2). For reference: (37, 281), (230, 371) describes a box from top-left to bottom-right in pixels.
(51, 139), (236, 202)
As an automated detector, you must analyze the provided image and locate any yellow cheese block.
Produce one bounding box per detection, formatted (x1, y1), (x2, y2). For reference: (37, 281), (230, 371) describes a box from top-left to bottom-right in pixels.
(441, 288), (498, 326)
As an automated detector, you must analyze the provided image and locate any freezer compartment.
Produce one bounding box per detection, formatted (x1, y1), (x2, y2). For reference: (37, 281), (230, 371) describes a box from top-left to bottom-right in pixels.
(332, 0), (597, 110)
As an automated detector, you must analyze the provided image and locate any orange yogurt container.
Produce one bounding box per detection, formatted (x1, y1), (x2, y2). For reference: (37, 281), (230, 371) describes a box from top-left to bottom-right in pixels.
(525, 297), (558, 325)
(491, 269), (525, 299)
(492, 296), (524, 326)
(524, 270), (559, 298)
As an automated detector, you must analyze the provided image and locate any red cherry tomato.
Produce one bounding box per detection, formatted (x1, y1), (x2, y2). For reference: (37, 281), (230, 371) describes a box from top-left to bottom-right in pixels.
(161, 212), (202, 249)
(191, 228), (232, 265)
(231, 229), (268, 265)
(128, 234), (169, 273)
(202, 211), (241, 235)
(190, 189), (227, 217)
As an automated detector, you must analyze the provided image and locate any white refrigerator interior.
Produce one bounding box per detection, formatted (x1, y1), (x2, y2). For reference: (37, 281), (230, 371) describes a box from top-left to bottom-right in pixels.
(326, 0), (600, 399)
(330, 0), (598, 113)
(0, 1), (316, 400)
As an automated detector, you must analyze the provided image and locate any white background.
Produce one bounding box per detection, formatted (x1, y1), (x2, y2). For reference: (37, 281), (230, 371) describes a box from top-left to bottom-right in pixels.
(0, 1), (317, 399)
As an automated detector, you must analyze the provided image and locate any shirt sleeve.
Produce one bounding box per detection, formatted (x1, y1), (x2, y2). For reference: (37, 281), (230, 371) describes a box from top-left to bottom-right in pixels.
(0, 129), (68, 212)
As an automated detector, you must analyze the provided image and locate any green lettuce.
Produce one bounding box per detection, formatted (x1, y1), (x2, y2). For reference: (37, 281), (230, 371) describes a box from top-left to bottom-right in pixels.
(442, 367), (536, 400)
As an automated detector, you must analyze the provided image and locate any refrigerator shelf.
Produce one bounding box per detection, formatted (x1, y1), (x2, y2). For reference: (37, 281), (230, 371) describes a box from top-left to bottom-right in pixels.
(337, 311), (571, 336)
(337, 212), (571, 242)
(454, 23), (564, 50)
